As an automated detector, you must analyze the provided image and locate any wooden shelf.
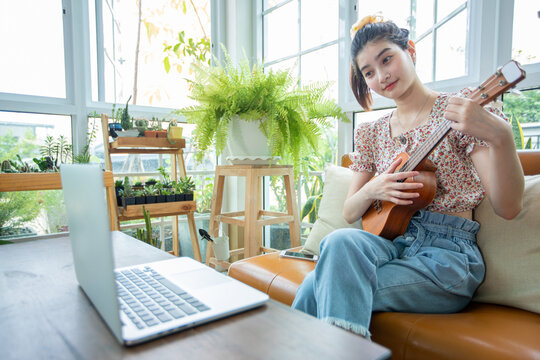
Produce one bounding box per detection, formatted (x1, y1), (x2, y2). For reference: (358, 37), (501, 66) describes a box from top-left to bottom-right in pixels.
(117, 201), (196, 221)
(100, 114), (199, 260)
(109, 137), (185, 154)
(0, 172), (114, 192)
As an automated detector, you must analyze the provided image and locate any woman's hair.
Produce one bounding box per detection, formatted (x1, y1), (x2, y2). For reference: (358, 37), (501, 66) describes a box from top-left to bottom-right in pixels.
(350, 21), (409, 110)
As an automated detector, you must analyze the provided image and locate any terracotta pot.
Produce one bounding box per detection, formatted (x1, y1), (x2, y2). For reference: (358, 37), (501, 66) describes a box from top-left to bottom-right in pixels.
(156, 131), (168, 138)
(145, 130), (158, 138)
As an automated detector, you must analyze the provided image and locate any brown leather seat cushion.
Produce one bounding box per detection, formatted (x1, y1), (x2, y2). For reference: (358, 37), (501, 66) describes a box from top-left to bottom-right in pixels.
(229, 251), (540, 360)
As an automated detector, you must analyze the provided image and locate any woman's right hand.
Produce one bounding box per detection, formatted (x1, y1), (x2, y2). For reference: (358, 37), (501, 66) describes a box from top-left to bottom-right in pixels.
(343, 157), (424, 224)
(361, 157), (423, 206)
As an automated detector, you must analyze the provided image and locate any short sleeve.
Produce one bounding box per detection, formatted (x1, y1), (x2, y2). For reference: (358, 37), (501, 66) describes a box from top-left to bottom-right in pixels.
(349, 124), (376, 172)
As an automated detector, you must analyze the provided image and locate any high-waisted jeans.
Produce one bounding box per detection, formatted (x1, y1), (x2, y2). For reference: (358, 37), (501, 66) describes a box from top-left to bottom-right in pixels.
(291, 210), (485, 338)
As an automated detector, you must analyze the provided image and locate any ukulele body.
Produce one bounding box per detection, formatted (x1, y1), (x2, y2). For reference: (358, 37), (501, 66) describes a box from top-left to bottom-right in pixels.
(362, 152), (438, 239)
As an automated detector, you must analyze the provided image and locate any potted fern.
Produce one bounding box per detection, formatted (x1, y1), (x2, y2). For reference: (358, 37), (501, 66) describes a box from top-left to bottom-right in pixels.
(175, 49), (348, 175)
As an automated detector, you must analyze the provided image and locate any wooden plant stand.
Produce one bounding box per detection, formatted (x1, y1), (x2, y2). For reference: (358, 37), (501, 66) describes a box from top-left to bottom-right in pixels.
(101, 115), (200, 260)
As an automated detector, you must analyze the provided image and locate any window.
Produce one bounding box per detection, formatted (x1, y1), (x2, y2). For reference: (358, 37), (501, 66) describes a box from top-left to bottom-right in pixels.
(512, 0), (540, 66)
(261, 0), (340, 246)
(0, 0), (215, 252)
(0, 112), (72, 238)
(90, 0), (211, 108)
(0, 0), (66, 98)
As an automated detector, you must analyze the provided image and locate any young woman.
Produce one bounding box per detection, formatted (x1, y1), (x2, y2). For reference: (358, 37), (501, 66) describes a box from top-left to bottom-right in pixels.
(291, 16), (524, 339)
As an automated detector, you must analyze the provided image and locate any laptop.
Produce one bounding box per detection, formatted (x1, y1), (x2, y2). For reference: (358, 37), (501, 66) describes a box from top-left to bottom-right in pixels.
(60, 164), (269, 346)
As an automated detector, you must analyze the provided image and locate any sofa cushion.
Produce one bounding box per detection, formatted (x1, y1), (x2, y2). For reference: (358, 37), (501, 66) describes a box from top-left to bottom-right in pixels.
(302, 165), (362, 255)
(473, 175), (540, 314)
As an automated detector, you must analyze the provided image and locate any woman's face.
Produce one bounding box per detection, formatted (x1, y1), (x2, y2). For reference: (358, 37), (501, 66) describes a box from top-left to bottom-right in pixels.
(354, 40), (417, 99)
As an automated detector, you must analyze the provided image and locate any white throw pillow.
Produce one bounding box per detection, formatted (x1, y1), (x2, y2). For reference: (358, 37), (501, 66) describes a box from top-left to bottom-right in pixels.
(301, 165), (362, 255)
(473, 175), (540, 314)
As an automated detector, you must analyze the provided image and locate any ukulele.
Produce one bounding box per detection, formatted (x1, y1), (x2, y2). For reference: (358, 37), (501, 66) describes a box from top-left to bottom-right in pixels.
(362, 60), (526, 239)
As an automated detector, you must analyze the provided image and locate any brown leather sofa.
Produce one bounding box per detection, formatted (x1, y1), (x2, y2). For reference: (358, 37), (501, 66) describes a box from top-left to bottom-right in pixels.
(229, 150), (540, 360)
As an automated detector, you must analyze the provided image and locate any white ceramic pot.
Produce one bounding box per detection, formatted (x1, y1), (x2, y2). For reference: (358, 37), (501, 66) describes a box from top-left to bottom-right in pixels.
(226, 116), (270, 157)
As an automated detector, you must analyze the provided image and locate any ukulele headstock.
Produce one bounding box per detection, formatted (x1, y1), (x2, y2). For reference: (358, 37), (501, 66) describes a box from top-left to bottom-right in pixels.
(469, 60), (526, 106)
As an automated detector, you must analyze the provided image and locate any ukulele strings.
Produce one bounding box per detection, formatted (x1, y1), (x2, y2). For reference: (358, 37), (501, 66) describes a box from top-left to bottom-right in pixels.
(397, 76), (505, 173)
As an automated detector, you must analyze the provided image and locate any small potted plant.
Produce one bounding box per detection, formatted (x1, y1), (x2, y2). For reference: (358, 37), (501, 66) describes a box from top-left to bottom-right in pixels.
(155, 183), (166, 203)
(121, 183), (135, 208)
(173, 181), (185, 201)
(167, 119), (183, 144)
(145, 177), (158, 186)
(116, 96), (139, 137)
(134, 118), (148, 137)
(133, 189), (146, 205)
(162, 187), (175, 202)
(180, 176), (196, 201)
(144, 185), (158, 204)
(133, 180), (144, 190)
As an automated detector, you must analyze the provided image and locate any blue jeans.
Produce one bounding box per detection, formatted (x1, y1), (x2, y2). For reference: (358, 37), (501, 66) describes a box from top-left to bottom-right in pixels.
(291, 210), (485, 338)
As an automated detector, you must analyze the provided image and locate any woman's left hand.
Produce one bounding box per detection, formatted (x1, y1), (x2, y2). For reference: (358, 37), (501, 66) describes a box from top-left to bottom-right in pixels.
(444, 97), (511, 146)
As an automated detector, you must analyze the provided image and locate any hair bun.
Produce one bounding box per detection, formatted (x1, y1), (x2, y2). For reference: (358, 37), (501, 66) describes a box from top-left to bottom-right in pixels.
(350, 15), (386, 40)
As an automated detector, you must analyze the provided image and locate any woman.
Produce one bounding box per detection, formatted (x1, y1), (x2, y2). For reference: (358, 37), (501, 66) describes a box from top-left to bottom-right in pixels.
(291, 15), (524, 339)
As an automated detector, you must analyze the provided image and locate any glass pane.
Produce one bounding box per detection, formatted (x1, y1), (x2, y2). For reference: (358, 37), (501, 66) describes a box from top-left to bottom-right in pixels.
(301, 0), (338, 51)
(264, 0), (287, 11)
(300, 45), (339, 101)
(266, 57), (299, 83)
(0, 112), (72, 240)
(436, 0), (465, 21)
(435, 10), (467, 81)
(355, 1), (411, 31)
(512, 0), (540, 65)
(416, 33), (434, 83)
(93, 0), (211, 107)
(0, 0), (65, 97)
(413, 0), (434, 38)
(263, 0), (298, 62)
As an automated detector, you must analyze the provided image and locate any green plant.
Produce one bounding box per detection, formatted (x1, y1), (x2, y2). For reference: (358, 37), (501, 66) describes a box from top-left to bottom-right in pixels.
(144, 185), (158, 195)
(176, 46), (349, 175)
(180, 176), (195, 193)
(300, 169), (324, 223)
(73, 117), (98, 164)
(122, 177), (134, 197)
(133, 189), (145, 197)
(115, 180), (124, 188)
(157, 166), (171, 186)
(120, 96), (133, 130)
(40, 135), (72, 168)
(135, 206), (161, 249)
(510, 114), (533, 150)
(0, 191), (42, 229)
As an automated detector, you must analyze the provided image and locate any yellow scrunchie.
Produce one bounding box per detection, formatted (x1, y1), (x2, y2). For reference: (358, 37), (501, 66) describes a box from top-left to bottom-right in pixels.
(350, 15), (386, 40)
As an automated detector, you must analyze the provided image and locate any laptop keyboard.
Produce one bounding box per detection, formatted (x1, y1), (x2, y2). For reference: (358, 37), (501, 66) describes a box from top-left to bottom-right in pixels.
(115, 266), (210, 329)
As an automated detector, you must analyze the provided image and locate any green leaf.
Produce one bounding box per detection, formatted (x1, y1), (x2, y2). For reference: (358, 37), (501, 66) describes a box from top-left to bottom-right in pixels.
(163, 56), (171, 73)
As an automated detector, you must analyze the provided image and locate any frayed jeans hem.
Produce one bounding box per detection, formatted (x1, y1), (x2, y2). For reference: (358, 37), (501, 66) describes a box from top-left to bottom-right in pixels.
(322, 316), (371, 340)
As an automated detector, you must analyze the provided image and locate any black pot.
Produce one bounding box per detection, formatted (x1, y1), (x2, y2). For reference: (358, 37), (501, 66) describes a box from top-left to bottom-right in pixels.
(145, 180), (157, 186)
(166, 194), (176, 202)
(135, 196), (145, 205)
(156, 195), (166, 203)
(145, 195), (156, 204)
(116, 195), (122, 206)
(122, 197), (135, 207)
(184, 193), (194, 201)
(175, 193), (185, 201)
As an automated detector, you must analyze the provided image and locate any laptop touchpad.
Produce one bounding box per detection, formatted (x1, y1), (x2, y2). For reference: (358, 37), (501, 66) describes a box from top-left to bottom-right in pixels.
(169, 268), (232, 290)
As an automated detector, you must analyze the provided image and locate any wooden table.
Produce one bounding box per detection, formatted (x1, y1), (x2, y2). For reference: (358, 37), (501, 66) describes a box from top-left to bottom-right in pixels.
(0, 232), (390, 360)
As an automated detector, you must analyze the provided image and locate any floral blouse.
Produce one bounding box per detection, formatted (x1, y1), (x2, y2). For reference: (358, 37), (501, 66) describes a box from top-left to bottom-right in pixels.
(349, 91), (504, 213)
